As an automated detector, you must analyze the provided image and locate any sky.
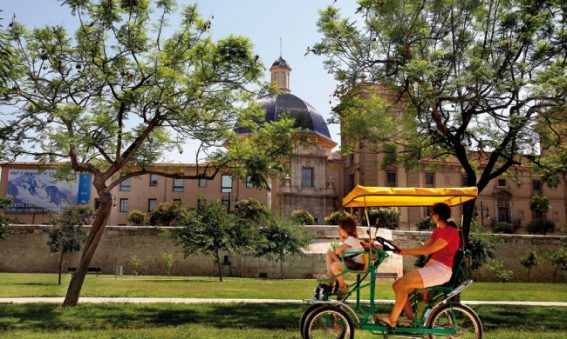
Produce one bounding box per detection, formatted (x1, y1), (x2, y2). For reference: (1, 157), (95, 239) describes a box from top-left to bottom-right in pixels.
(1, 0), (360, 162)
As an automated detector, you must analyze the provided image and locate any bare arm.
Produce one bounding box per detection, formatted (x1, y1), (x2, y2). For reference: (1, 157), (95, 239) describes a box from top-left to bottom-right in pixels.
(399, 238), (448, 256)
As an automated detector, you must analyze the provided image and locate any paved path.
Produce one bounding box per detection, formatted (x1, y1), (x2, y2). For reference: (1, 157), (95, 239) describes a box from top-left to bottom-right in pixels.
(1, 297), (567, 307)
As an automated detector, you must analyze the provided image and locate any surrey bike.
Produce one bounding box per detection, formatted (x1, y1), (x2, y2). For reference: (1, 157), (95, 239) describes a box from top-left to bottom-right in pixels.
(300, 186), (483, 338)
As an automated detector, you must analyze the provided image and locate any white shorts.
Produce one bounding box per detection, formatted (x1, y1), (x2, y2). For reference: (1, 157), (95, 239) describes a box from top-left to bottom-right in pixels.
(417, 260), (452, 288)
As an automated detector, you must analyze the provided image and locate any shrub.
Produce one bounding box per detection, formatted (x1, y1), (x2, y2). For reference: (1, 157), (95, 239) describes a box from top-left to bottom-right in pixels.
(290, 209), (315, 225)
(325, 210), (351, 225)
(127, 210), (146, 225)
(545, 248), (567, 283)
(415, 216), (435, 230)
(486, 260), (513, 282)
(365, 207), (400, 230)
(149, 201), (189, 226)
(234, 198), (270, 224)
(494, 221), (514, 234)
(162, 252), (175, 277)
(467, 220), (502, 274)
(527, 218), (555, 234)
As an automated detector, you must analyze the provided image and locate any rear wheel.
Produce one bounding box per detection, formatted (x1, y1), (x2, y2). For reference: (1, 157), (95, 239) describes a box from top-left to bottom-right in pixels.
(426, 304), (482, 339)
(299, 304), (325, 339)
(302, 305), (354, 339)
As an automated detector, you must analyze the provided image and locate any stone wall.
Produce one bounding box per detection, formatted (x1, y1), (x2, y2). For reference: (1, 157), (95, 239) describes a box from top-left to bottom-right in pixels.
(1, 225), (564, 282)
(0, 225), (402, 279)
(393, 230), (567, 283)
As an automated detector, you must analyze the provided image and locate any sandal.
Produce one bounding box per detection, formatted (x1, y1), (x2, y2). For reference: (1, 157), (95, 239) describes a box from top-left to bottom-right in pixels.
(336, 285), (349, 301)
(374, 315), (397, 329)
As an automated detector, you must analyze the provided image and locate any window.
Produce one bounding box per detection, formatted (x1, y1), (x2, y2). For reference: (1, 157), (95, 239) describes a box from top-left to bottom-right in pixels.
(386, 171), (397, 187)
(349, 174), (355, 191)
(173, 178), (184, 192)
(149, 174), (158, 187)
(119, 198), (128, 213)
(425, 173), (435, 187)
(221, 175), (232, 193)
(497, 179), (506, 187)
(198, 178), (207, 188)
(120, 178), (131, 191)
(497, 199), (510, 222)
(302, 167), (314, 188)
(94, 198), (101, 210)
(424, 206), (433, 218)
(221, 198), (230, 210)
(532, 179), (542, 193)
(246, 176), (254, 188)
(148, 199), (157, 212)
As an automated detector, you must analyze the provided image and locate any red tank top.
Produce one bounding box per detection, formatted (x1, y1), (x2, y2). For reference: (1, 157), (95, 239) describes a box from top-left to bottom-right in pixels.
(429, 226), (459, 268)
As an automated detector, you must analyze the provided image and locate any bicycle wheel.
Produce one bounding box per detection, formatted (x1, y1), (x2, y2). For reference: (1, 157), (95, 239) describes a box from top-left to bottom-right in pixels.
(299, 304), (325, 339)
(426, 304), (483, 339)
(303, 305), (354, 339)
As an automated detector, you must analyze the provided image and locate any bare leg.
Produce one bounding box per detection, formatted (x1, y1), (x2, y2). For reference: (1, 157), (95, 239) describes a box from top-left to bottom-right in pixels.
(377, 269), (423, 327)
(330, 261), (346, 289)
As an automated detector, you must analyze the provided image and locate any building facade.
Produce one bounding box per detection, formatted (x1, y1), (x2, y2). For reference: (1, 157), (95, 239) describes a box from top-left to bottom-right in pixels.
(0, 58), (565, 232)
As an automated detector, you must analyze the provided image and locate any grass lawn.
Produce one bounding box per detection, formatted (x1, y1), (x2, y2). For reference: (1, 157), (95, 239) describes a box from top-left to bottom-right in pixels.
(0, 273), (566, 302)
(0, 303), (566, 338)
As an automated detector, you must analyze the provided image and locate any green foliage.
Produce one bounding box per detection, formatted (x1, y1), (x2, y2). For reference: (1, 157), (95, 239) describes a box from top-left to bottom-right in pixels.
(494, 221), (514, 234)
(289, 209), (315, 225)
(324, 210), (351, 225)
(254, 216), (312, 279)
(415, 216), (435, 231)
(467, 221), (502, 274)
(234, 198), (270, 224)
(129, 256), (143, 276)
(312, 0), (567, 245)
(520, 249), (542, 282)
(527, 219), (556, 235)
(127, 210), (146, 225)
(530, 194), (550, 217)
(365, 207), (400, 230)
(162, 252), (175, 277)
(0, 196), (13, 240)
(173, 199), (256, 281)
(149, 201), (188, 226)
(545, 248), (567, 283)
(486, 260), (513, 283)
(48, 205), (93, 285)
(47, 205), (92, 254)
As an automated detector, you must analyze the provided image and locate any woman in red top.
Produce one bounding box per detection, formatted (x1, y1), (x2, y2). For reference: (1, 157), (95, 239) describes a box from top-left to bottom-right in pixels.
(376, 202), (460, 328)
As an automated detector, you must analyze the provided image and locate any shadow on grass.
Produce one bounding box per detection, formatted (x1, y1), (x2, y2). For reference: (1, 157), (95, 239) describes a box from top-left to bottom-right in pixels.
(1, 303), (566, 333)
(8, 282), (60, 287)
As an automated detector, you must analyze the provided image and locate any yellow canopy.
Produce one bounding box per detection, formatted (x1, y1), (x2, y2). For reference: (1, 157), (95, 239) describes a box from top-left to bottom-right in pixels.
(343, 186), (478, 208)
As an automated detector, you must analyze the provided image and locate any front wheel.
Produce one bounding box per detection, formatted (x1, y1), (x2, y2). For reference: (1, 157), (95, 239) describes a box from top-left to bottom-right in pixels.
(426, 304), (483, 339)
(302, 305), (354, 339)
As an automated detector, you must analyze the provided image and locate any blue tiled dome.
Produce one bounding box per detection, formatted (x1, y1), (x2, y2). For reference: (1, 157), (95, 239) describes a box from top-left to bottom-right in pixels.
(257, 93), (332, 140)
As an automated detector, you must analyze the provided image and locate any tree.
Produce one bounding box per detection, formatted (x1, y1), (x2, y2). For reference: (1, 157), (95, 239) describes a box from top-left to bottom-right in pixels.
(312, 0), (567, 246)
(530, 194), (550, 219)
(545, 248), (567, 283)
(466, 221), (502, 276)
(234, 198), (270, 224)
(519, 249), (542, 282)
(1, 1), (295, 306)
(0, 196), (14, 240)
(47, 205), (92, 285)
(173, 199), (255, 282)
(364, 207), (401, 229)
(255, 216), (313, 279)
(0, 11), (16, 94)
(162, 252), (175, 277)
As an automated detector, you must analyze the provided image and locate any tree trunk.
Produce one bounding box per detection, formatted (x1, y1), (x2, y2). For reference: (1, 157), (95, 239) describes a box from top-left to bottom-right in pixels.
(461, 200), (475, 248)
(215, 251), (223, 282)
(58, 249), (64, 286)
(63, 194), (112, 306)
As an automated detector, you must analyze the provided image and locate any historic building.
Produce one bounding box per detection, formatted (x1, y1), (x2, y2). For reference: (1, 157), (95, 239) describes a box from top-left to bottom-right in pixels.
(0, 57), (345, 225)
(0, 58), (565, 232)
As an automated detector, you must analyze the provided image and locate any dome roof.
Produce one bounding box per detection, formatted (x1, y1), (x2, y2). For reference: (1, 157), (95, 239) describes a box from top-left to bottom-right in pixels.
(271, 56), (291, 70)
(256, 93), (332, 140)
